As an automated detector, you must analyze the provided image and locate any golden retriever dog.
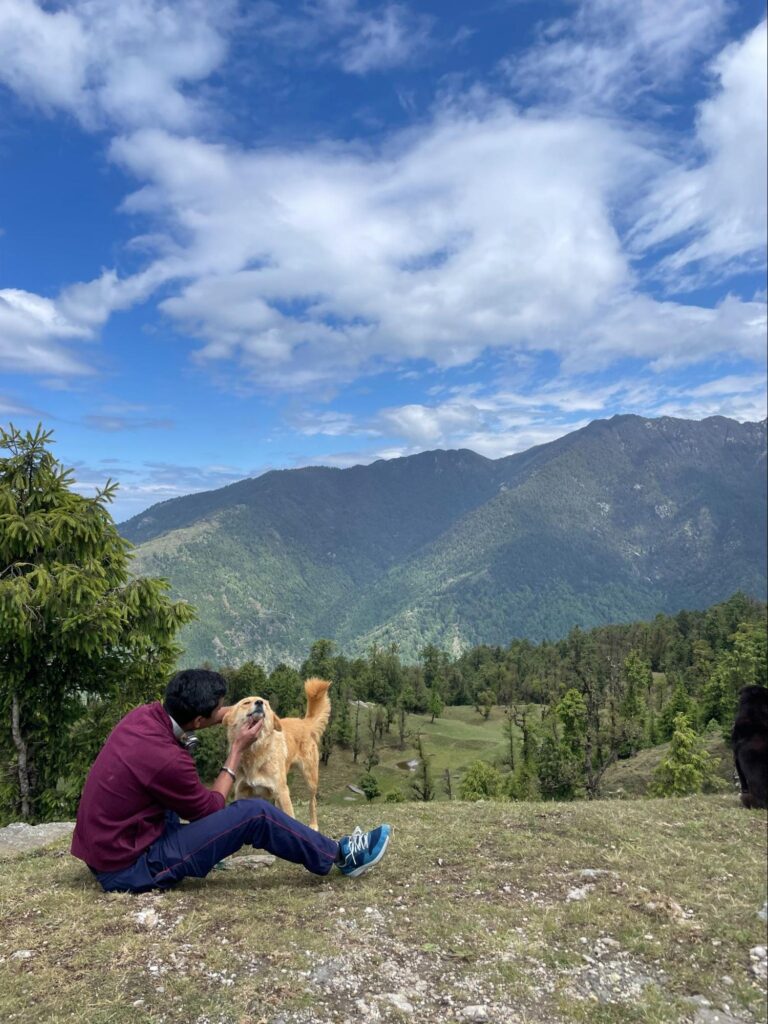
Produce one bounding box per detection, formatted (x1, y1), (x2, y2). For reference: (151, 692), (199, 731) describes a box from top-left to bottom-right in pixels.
(224, 678), (331, 830)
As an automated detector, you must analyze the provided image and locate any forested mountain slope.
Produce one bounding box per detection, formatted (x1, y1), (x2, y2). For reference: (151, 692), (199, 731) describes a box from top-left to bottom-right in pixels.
(121, 415), (767, 665)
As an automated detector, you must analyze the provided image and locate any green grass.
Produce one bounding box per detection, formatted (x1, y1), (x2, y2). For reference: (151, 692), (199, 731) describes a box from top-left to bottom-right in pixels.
(290, 704), (514, 809)
(1, 797), (765, 1024)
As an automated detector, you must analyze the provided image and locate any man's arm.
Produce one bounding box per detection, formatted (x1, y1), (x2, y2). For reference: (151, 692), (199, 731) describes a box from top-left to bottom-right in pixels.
(147, 717), (264, 819)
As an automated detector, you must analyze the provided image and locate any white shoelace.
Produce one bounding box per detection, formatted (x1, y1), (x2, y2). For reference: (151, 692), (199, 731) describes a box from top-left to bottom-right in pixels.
(347, 827), (369, 862)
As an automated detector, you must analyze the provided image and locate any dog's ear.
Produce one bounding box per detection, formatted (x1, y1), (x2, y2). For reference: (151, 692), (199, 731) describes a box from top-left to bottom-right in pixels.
(273, 714), (283, 732)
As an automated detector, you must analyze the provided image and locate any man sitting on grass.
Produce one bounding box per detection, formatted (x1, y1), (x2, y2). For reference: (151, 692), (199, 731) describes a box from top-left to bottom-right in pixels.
(71, 669), (391, 893)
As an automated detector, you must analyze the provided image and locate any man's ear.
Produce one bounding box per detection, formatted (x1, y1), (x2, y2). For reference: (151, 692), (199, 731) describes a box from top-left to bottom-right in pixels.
(273, 715), (283, 732)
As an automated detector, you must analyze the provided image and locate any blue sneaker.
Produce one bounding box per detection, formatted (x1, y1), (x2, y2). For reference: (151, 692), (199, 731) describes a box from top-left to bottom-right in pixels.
(336, 824), (391, 877)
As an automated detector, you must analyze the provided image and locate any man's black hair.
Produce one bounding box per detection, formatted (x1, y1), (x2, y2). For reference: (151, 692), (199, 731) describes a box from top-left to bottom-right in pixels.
(164, 669), (228, 725)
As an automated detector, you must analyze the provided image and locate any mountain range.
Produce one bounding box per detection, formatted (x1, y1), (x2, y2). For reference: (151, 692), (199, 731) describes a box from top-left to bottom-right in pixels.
(121, 415), (768, 666)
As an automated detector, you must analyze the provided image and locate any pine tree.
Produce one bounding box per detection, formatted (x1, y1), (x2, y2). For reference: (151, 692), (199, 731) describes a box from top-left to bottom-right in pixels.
(410, 732), (435, 801)
(0, 424), (195, 820)
(428, 685), (444, 723)
(267, 663), (303, 716)
(537, 709), (583, 800)
(332, 683), (353, 749)
(228, 661), (268, 703)
(659, 677), (694, 740)
(359, 771), (381, 801)
(301, 638), (337, 681)
(619, 650), (650, 756)
(650, 714), (720, 797)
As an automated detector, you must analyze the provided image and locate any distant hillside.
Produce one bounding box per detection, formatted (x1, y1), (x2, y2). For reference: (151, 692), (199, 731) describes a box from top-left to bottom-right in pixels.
(121, 415), (768, 665)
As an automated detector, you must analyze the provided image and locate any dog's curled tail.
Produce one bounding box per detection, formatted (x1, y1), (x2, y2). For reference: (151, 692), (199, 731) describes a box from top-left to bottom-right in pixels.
(303, 677), (332, 739)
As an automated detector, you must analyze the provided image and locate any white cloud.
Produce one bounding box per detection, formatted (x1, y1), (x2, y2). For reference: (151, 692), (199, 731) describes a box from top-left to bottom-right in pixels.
(649, 373), (768, 422)
(0, 0), (232, 130)
(1, 2), (764, 402)
(508, 0), (729, 108)
(0, 267), (164, 377)
(69, 457), (251, 523)
(84, 415), (174, 432)
(0, 288), (93, 375)
(102, 97), (766, 390)
(567, 293), (767, 372)
(0, 394), (37, 417)
(106, 106), (651, 388)
(246, 0), (434, 74)
(631, 19), (767, 281)
(339, 4), (433, 73)
(296, 365), (766, 461)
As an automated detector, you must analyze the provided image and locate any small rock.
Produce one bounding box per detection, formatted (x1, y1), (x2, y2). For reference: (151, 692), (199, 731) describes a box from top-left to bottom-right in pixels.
(566, 886), (591, 902)
(383, 993), (414, 1014)
(311, 962), (339, 986)
(749, 945), (767, 981)
(461, 1006), (488, 1022)
(693, 1009), (744, 1024)
(688, 995), (711, 1008)
(11, 950), (34, 960)
(233, 854), (276, 869)
(0, 821), (74, 858)
(757, 902), (767, 923)
(135, 908), (160, 930)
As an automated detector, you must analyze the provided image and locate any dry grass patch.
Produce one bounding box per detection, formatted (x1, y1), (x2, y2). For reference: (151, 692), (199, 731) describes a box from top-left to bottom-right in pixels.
(0, 797), (765, 1024)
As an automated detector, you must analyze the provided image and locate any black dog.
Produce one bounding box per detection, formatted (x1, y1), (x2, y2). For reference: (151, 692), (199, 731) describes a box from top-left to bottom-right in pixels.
(732, 685), (768, 809)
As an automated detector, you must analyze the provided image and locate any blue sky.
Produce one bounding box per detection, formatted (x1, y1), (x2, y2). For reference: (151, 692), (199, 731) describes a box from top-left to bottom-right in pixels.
(1, 0), (766, 522)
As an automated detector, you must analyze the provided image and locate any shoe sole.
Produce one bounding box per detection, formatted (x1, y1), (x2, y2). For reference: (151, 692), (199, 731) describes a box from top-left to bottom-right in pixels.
(343, 826), (392, 878)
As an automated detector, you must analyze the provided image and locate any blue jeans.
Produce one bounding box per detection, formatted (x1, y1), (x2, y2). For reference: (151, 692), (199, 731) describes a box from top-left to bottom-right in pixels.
(92, 799), (340, 893)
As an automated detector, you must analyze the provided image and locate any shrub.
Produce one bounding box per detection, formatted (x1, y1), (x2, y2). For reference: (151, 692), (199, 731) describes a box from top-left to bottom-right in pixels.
(459, 760), (504, 801)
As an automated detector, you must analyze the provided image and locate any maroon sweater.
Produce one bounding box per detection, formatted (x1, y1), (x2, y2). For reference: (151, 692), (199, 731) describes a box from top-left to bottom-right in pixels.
(71, 702), (224, 871)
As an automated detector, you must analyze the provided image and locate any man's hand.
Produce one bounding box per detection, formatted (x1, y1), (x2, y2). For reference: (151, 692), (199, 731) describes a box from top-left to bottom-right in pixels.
(231, 715), (263, 753)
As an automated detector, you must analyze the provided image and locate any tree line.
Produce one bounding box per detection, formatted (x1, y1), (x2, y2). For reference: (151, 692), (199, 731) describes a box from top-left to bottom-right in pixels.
(205, 591), (765, 801)
(2, 424), (766, 821)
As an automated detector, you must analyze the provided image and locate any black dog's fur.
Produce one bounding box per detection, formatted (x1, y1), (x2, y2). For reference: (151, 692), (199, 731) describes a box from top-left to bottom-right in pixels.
(731, 685), (768, 810)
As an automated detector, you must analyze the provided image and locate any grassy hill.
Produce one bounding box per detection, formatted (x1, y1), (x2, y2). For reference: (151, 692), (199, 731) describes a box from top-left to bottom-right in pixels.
(121, 415), (768, 666)
(1, 797), (765, 1023)
(296, 704), (516, 807)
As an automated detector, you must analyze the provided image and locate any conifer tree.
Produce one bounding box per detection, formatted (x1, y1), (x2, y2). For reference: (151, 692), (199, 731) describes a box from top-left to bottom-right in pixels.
(332, 682), (353, 748)
(428, 685), (444, 723)
(301, 638), (337, 681)
(659, 677), (694, 740)
(619, 650), (650, 756)
(410, 732), (435, 801)
(650, 713), (720, 797)
(227, 661), (268, 703)
(359, 771), (381, 801)
(267, 663), (303, 716)
(0, 424), (195, 820)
